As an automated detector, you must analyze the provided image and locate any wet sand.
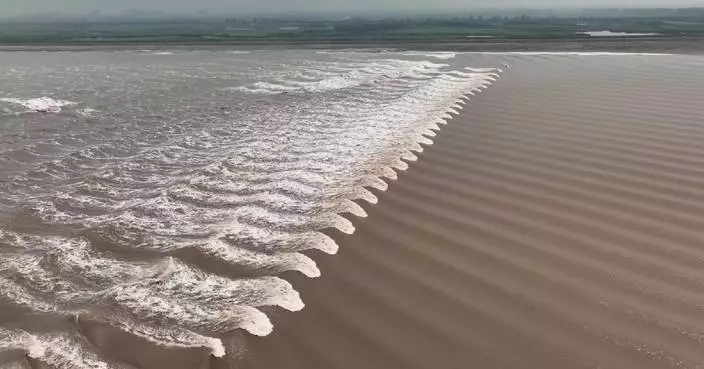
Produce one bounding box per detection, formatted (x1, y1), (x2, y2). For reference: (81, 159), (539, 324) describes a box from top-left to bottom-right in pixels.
(215, 54), (704, 369)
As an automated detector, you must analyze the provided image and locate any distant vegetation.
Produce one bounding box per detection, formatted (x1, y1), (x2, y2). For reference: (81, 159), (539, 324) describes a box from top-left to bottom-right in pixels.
(2, 8), (704, 45)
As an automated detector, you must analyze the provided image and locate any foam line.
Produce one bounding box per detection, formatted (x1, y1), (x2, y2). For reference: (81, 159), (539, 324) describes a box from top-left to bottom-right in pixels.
(0, 52), (502, 362)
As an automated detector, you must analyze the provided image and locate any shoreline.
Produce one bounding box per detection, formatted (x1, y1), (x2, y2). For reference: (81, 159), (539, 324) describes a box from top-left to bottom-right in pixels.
(1, 38), (704, 54)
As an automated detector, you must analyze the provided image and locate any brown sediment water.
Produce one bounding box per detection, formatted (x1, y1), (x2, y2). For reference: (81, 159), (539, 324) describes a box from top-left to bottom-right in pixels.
(3, 51), (704, 369)
(222, 53), (704, 369)
(0, 50), (499, 368)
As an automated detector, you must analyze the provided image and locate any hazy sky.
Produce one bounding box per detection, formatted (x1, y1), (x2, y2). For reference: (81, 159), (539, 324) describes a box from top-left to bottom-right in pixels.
(2, 0), (704, 17)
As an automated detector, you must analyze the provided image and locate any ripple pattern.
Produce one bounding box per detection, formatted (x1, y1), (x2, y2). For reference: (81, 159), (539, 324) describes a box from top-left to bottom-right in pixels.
(227, 53), (704, 369)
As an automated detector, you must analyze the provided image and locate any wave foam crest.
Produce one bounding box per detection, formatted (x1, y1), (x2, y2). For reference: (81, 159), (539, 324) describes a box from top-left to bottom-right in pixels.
(0, 51), (502, 361)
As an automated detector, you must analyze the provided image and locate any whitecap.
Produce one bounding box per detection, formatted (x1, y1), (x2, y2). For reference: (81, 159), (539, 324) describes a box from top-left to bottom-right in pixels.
(0, 328), (46, 358)
(403, 51), (458, 60)
(0, 51), (503, 363)
(0, 97), (77, 113)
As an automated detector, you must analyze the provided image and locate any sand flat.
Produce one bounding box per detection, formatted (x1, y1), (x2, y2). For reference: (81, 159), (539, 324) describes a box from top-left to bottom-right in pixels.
(219, 54), (704, 369)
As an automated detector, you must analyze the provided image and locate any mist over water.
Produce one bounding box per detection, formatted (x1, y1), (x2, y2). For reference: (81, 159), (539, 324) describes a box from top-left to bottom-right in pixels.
(0, 49), (499, 367)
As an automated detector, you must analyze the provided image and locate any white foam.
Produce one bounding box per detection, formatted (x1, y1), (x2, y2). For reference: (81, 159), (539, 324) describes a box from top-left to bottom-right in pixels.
(220, 226), (339, 255)
(37, 334), (125, 369)
(251, 81), (300, 92)
(100, 283), (274, 336)
(403, 51), (457, 60)
(422, 129), (437, 138)
(0, 277), (59, 313)
(105, 318), (226, 357)
(3, 235), (157, 288)
(128, 260), (304, 312)
(0, 233), (308, 341)
(377, 166), (398, 180)
(232, 58), (451, 95)
(344, 187), (379, 204)
(401, 151), (418, 162)
(77, 108), (99, 117)
(581, 30), (661, 37)
(0, 97), (77, 112)
(325, 199), (367, 218)
(465, 67), (503, 73)
(199, 238), (322, 277)
(207, 338), (227, 357)
(1, 253), (82, 300)
(0, 53), (502, 360)
(0, 329), (46, 358)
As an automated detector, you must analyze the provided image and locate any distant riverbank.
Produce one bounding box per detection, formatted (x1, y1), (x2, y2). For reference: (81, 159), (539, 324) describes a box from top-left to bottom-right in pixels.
(1, 38), (704, 54)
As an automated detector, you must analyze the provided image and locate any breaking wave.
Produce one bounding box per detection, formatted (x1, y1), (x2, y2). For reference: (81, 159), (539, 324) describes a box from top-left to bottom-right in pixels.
(0, 97), (76, 113)
(0, 49), (501, 366)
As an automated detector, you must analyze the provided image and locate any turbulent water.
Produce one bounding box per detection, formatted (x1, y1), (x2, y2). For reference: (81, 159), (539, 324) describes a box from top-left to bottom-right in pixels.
(0, 49), (500, 367)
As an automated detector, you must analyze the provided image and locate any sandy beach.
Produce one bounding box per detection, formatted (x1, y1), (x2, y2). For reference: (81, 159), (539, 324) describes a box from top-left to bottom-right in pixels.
(214, 53), (704, 369)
